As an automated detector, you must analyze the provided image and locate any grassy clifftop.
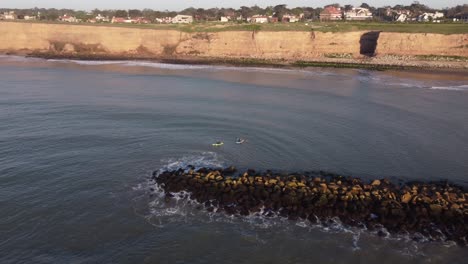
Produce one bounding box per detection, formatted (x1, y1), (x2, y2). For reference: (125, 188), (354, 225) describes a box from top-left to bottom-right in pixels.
(5, 20), (468, 34)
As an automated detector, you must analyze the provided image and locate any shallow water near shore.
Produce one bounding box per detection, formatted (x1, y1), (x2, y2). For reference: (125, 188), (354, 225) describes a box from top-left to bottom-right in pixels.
(1, 56), (467, 263)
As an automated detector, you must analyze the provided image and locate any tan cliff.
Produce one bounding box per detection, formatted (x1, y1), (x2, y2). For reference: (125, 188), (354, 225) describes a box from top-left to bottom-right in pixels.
(0, 22), (467, 67)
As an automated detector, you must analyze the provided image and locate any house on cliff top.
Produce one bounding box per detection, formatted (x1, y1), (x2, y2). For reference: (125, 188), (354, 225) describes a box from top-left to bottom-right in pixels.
(320, 6), (343, 21)
(155, 17), (173, 24)
(248, 15), (269, 23)
(111, 17), (126, 23)
(418, 12), (444, 22)
(344, 8), (373, 20)
(171, 15), (193, 24)
(95, 14), (110, 23)
(1, 11), (17, 20)
(23, 15), (36, 20)
(219, 16), (230, 22)
(59, 14), (79, 23)
(282, 14), (301, 23)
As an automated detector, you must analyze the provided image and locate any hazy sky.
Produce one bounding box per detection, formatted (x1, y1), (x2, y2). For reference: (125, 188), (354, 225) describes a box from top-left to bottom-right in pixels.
(1, 1), (465, 11)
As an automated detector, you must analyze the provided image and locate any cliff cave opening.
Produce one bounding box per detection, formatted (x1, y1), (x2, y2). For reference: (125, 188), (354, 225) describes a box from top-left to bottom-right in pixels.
(360, 31), (381, 56)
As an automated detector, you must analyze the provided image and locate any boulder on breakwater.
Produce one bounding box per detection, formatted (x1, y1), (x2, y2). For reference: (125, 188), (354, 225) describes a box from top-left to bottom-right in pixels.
(152, 167), (467, 245)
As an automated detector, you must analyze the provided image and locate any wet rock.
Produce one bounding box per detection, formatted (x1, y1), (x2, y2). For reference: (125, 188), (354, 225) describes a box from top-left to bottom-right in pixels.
(371, 180), (381, 186)
(401, 193), (412, 204)
(154, 166), (467, 245)
(429, 204), (443, 215)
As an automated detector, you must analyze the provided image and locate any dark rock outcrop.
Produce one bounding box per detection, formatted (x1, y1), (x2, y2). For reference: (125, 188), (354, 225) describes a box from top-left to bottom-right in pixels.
(152, 167), (468, 245)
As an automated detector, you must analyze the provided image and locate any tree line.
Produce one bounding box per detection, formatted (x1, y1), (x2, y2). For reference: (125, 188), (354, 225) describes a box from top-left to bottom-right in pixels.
(1, 3), (467, 21)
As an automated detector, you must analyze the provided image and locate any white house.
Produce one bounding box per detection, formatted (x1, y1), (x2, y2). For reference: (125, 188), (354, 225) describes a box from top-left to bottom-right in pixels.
(396, 14), (408, 22)
(24, 15), (37, 20)
(344, 8), (373, 20)
(95, 14), (110, 22)
(2, 11), (17, 20)
(59, 14), (79, 23)
(282, 14), (300, 23)
(172, 15), (193, 24)
(220, 16), (230, 22)
(155, 17), (172, 23)
(249, 15), (268, 23)
(418, 12), (444, 22)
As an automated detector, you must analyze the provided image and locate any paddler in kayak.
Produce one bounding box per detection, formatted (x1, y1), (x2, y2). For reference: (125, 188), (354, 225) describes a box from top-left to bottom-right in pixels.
(212, 141), (224, 147)
(236, 138), (246, 144)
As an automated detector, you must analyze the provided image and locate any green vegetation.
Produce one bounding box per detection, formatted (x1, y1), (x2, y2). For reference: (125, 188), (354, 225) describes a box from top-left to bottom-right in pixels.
(4, 20), (468, 34)
(415, 55), (468, 62)
(324, 53), (354, 59)
(293, 60), (409, 70)
(308, 22), (468, 34)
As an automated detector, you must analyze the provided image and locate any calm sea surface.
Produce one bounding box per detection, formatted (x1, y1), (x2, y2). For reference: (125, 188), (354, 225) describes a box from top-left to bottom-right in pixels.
(1, 56), (467, 263)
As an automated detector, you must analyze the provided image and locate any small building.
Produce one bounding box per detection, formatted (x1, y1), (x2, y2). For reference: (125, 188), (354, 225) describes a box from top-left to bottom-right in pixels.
(124, 18), (138, 23)
(269, 16), (279, 23)
(418, 12), (444, 22)
(23, 15), (37, 20)
(219, 16), (229, 22)
(344, 8), (373, 21)
(172, 15), (193, 24)
(282, 14), (300, 23)
(2, 11), (17, 20)
(59, 14), (79, 23)
(396, 14), (408, 22)
(452, 13), (468, 22)
(111, 17), (135, 23)
(155, 17), (173, 24)
(111, 17), (125, 23)
(248, 15), (268, 24)
(135, 17), (151, 24)
(95, 14), (110, 23)
(320, 6), (342, 21)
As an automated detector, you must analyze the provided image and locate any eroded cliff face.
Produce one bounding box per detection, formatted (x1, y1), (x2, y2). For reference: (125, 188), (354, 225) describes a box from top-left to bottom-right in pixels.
(0, 22), (467, 60)
(376, 32), (468, 56)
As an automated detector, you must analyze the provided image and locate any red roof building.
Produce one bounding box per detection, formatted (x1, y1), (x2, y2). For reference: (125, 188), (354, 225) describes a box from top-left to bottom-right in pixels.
(320, 6), (343, 21)
(111, 17), (126, 23)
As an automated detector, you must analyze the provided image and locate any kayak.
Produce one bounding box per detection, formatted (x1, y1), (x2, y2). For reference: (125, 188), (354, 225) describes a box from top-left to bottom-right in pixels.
(236, 139), (245, 144)
(212, 142), (224, 147)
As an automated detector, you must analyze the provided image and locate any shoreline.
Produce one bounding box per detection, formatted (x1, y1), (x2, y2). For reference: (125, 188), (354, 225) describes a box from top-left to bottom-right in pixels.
(4, 51), (465, 73)
(1, 21), (466, 72)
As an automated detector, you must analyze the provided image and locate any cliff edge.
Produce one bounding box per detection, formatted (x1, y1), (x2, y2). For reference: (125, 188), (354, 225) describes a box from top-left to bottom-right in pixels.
(1, 22), (467, 69)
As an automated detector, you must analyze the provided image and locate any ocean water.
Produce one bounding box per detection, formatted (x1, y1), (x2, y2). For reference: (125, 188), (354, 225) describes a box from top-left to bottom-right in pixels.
(1, 56), (467, 263)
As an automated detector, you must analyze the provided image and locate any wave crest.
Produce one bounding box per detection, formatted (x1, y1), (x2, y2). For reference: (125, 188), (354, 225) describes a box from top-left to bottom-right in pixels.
(430, 84), (468, 91)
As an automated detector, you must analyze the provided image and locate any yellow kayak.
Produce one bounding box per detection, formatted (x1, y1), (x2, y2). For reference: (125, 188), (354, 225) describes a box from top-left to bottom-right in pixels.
(212, 141), (224, 147)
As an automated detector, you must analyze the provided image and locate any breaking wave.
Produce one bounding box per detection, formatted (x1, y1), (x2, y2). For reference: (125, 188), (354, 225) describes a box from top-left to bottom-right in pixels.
(47, 58), (340, 76)
(157, 152), (225, 173)
(430, 84), (468, 91)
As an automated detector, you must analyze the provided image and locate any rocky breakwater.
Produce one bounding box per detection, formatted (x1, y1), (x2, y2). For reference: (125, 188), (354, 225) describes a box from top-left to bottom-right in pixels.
(153, 167), (467, 245)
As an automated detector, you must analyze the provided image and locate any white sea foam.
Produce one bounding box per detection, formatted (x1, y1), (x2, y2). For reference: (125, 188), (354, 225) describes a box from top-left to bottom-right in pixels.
(40, 57), (341, 77)
(430, 84), (468, 91)
(47, 59), (126, 65)
(158, 151), (225, 173)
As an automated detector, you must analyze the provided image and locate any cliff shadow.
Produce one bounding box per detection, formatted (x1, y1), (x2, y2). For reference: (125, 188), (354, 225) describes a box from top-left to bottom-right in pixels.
(360, 31), (381, 57)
